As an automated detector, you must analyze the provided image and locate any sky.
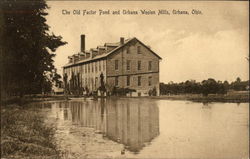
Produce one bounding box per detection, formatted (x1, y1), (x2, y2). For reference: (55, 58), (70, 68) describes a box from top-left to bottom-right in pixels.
(46, 1), (249, 83)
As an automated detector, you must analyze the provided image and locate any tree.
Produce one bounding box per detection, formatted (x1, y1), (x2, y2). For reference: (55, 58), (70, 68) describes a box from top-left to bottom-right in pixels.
(98, 73), (106, 96)
(201, 78), (220, 96)
(236, 77), (241, 83)
(63, 73), (68, 95)
(230, 78), (248, 91)
(152, 87), (157, 96)
(0, 0), (67, 98)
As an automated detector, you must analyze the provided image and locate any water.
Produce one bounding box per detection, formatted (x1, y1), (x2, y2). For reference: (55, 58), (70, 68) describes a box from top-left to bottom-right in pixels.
(39, 98), (249, 158)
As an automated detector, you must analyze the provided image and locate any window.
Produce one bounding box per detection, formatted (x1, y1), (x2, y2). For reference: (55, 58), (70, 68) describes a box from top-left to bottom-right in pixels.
(88, 64), (90, 73)
(148, 61), (152, 71)
(126, 60), (131, 70)
(115, 77), (119, 86)
(127, 76), (130, 86)
(85, 65), (87, 73)
(95, 77), (98, 88)
(137, 46), (141, 54)
(99, 61), (101, 71)
(115, 60), (119, 70)
(138, 76), (141, 86)
(95, 62), (98, 72)
(92, 63), (94, 72)
(91, 78), (94, 88)
(148, 76), (152, 86)
(138, 92), (141, 97)
(95, 62), (97, 72)
(103, 61), (105, 71)
(80, 66), (83, 74)
(138, 61), (141, 70)
(81, 78), (84, 87)
(126, 47), (130, 54)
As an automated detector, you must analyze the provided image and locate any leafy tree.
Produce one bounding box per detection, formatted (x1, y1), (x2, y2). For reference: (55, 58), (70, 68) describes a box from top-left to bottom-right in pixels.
(201, 78), (218, 96)
(223, 80), (229, 90)
(63, 73), (69, 95)
(152, 87), (157, 96)
(98, 73), (106, 96)
(230, 78), (248, 91)
(111, 87), (136, 96)
(0, 0), (67, 98)
(160, 78), (229, 96)
(236, 77), (241, 83)
(99, 73), (106, 91)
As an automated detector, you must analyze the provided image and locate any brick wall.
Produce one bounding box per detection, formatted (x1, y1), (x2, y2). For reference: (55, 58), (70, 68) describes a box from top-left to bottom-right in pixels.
(63, 59), (107, 93)
(106, 40), (160, 96)
(63, 39), (161, 96)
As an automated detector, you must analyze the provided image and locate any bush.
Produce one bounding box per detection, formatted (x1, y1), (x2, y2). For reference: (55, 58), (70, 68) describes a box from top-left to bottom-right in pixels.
(111, 87), (136, 96)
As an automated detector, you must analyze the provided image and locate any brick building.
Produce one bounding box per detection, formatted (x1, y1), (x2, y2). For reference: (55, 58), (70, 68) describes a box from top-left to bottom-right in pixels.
(63, 35), (162, 96)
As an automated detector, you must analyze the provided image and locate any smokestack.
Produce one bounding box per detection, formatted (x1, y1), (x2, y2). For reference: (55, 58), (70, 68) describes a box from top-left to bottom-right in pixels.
(120, 37), (124, 45)
(81, 34), (85, 52)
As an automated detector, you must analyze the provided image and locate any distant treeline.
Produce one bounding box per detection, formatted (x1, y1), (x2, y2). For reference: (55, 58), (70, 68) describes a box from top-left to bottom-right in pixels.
(160, 77), (249, 96)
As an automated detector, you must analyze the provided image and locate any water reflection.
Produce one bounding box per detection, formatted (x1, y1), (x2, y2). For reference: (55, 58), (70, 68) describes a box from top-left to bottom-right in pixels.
(63, 98), (159, 152)
(44, 99), (248, 158)
(201, 102), (212, 109)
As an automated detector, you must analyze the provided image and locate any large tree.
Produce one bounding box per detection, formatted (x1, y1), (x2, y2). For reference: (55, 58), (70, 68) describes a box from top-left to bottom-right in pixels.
(0, 0), (67, 97)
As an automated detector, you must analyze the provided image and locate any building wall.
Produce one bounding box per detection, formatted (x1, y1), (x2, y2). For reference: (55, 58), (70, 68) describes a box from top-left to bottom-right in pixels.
(63, 39), (161, 96)
(106, 41), (160, 96)
(63, 59), (107, 93)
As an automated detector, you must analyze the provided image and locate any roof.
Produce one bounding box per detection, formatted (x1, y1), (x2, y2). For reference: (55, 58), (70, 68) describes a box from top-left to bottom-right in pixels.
(104, 42), (120, 47)
(63, 37), (162, 68)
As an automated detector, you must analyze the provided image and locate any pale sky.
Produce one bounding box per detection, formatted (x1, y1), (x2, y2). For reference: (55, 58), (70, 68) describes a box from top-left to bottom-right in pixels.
(46, 1), (249, 83)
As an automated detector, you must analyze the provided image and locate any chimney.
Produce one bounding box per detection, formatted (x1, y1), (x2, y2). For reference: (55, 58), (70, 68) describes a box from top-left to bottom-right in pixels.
(81, 34), (85, 52)
(85, 52), (90, 58)
(120, 37), (124, 45)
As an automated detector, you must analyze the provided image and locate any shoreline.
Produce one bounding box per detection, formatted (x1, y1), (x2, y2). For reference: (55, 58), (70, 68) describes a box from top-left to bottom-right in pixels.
(152, 91), (249, 103)
(151, 95), (249, 103)
(1, 91), (249, 106)
(1, 95), (68, 106)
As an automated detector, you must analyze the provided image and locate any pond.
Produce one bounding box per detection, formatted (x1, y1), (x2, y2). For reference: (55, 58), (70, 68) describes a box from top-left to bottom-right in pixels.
(37, 98), (249, 158)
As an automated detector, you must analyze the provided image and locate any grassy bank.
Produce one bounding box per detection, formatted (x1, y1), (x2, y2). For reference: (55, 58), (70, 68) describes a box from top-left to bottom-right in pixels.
(153, 91), (249, 103)
(1, 95), (68, 106)
(1, 104), (60, 158)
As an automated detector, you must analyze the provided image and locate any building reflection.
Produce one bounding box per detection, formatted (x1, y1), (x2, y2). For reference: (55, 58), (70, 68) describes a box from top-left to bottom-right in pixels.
(67, 98), (159, 152)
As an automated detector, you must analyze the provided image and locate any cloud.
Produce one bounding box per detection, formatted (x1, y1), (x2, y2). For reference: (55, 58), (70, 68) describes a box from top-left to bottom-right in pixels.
(46, 1), (249, 82)
(160, 29), (249, 82)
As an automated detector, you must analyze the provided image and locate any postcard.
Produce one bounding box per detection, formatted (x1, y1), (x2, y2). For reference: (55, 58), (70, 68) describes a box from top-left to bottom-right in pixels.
(1, 1), (249, 158)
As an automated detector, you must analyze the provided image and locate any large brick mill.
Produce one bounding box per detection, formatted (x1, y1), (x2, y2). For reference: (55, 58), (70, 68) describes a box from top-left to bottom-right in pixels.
(63, 35), (162, 96)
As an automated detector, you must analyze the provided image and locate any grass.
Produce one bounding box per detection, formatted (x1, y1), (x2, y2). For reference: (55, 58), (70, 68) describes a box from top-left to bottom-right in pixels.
(1, 104), (61, 158)
(0, 95), (68, 106)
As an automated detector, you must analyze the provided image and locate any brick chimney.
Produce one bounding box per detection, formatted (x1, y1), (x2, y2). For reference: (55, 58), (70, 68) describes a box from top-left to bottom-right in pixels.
(81, 34), (85, 52)
(120, 37), (124, 45)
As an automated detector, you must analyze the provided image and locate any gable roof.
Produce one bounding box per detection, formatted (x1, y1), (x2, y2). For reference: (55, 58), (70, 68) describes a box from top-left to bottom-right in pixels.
(107, 37), (162, 60)
(63, 37), (162, 68)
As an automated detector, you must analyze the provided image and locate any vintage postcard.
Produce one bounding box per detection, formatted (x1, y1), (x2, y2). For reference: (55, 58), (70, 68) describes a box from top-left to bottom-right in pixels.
(1, 0), (249, 159)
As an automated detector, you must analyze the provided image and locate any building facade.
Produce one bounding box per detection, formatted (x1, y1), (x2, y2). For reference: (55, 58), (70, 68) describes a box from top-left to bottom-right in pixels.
(63, 35), (162, 96)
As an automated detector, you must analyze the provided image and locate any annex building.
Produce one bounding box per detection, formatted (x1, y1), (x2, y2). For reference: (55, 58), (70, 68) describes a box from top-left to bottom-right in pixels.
(63, 35), (162, 96)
